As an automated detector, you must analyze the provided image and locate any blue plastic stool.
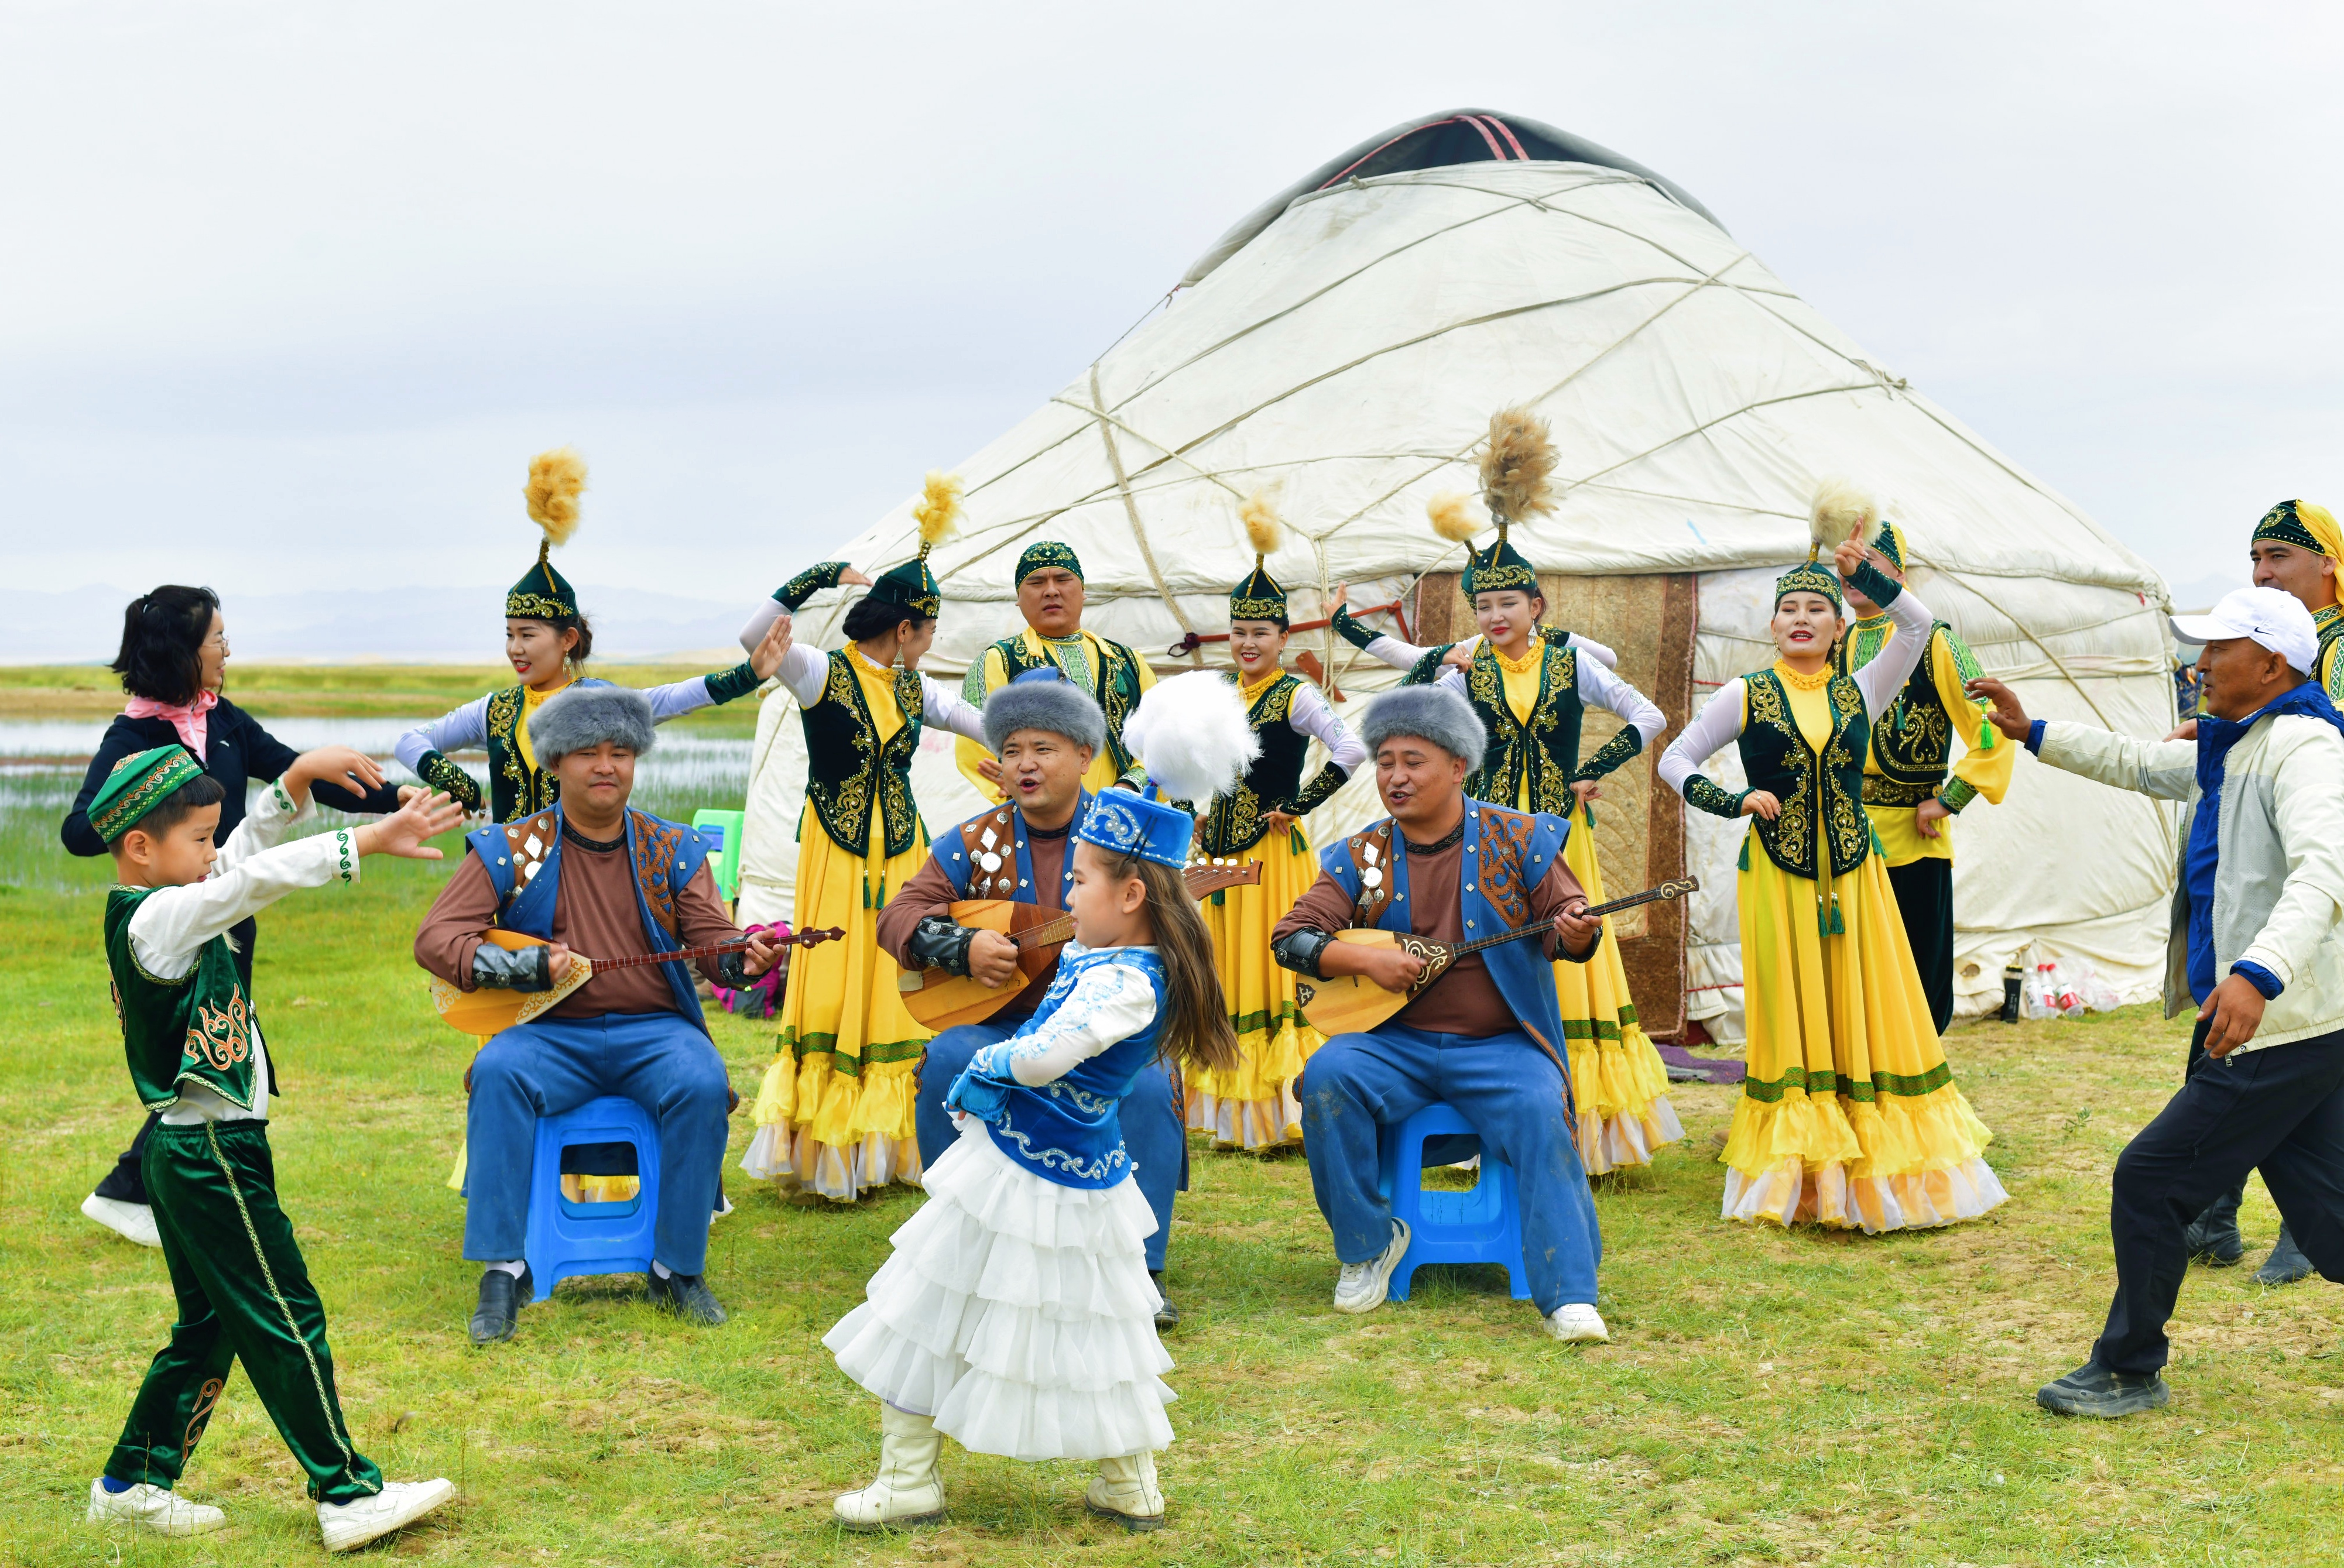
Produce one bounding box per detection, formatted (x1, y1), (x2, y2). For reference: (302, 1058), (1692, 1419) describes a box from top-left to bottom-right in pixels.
(1374, 1103), (1530, 1302)
(523, 1096), (662, 1292)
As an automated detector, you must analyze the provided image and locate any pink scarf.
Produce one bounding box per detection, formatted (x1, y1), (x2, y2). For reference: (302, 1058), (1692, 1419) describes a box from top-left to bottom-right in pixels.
(124, 689), (219, 759)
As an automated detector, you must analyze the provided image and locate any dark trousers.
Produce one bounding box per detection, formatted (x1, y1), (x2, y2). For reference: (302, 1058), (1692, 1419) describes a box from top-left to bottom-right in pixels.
(93, 919), (258, 1206)
(109, 1122), (382, 1505)
(915, 1017), (1188, 1272)
(2093, 1020), (2344, 1375)
(1886, 858), (1955, 1035)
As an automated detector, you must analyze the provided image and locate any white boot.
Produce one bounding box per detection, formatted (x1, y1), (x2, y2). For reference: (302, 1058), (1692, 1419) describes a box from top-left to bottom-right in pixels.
(1085, 1452), (1166, 1531)
(832, 1404), (946, 1531)
(1544, 1302), (1609, 1343)
(85, 1479), (224, 1536)
(317, 1478), (456, 1553)
(81, 1194), (160, 1248)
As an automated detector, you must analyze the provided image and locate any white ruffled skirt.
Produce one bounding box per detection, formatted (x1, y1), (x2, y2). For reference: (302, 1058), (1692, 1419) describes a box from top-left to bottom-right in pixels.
(822, 1121), (1176, 1461)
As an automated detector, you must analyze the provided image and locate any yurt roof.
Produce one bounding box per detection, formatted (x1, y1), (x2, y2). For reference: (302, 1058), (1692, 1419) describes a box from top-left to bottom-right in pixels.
(811, 113), (2170, 674)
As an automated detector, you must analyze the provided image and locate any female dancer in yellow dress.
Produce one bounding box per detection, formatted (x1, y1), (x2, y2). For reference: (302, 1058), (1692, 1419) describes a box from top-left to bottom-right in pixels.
(1331, 411), (1678, 1172)
(1188, 496), (1367, 1148)
(736, 478), (993, 1200)
(1656, 486), (2005, 1231)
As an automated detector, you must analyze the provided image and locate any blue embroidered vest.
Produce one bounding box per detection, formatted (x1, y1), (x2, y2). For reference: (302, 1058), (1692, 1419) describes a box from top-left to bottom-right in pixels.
(1316, 801), (1574, 1060)
(947, 946), (1168, 1190)
(934, 792), (1089, 905)
(464, 803), (714, 1028)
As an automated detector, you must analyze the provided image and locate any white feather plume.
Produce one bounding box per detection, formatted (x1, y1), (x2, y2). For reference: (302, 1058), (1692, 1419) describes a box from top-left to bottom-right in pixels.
(1123, 670), (1260, 804)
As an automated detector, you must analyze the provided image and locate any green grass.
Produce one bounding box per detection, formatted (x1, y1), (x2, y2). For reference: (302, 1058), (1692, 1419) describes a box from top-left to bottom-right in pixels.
(0, 664), (763, 736)
(4, 851), (2341, 1564)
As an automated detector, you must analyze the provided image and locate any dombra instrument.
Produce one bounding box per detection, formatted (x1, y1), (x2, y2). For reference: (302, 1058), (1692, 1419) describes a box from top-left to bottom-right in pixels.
(898, 860), (1262, 1031)
(431, 926), (844, 1037)
(1295, 878), (1699, 1037)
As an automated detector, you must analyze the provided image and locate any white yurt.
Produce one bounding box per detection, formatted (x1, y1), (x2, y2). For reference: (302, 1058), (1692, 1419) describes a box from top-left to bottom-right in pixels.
(739, 108), (2179, 1040)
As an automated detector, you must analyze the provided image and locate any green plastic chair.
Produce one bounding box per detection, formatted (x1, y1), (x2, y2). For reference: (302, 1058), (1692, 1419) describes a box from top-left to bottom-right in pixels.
(690, 808), (746, 903)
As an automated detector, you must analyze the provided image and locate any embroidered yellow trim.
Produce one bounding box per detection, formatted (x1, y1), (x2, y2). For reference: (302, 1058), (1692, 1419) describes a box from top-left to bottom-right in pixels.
(1774, 660), (1834, 692)
(1493, 640), (1543, 676)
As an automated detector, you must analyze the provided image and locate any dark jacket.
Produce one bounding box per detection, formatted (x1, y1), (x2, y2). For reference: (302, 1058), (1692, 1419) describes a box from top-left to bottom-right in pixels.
(61, 696), (404, 857)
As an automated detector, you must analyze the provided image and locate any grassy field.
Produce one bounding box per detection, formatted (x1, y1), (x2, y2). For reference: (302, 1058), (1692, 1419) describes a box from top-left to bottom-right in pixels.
(0, 664), (764, 736)
(5, 847), (2342, 1566)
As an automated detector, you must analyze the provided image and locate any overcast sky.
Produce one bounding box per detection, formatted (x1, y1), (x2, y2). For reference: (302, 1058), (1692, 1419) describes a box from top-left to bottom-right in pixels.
(1, 1), (2335, 620)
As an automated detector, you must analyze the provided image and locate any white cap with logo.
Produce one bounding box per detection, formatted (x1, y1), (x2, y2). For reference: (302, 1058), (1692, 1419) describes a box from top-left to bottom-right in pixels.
(2170, 586), (2319, 675)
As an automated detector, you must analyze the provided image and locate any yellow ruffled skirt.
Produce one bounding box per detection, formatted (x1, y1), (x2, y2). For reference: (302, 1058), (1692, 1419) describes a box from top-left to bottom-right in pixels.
(1550, 798), (1682, 1173)
(741, 811), (932, 1201)
(1191, 824), (1325, 1148)
(1722, 831), (2005, 1232)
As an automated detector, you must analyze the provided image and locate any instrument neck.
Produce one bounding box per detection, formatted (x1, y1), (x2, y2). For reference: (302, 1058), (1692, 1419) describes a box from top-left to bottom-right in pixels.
(595, 939), (749, 972)
(1441, 886), (1672, 959)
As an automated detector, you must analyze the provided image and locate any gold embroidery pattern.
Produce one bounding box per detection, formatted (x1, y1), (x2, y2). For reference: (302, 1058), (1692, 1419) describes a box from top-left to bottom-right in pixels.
(485, 684), (553, 819)
(183, 989), (252, 1071)
(1203, 674), (1297, 854)
(879, 667), (927, 855)
(823, 652), (878, 844)
(1464, 641), (1580, 812)
(1476, 808), (1535, 928)
(1744, 674), (1814, 872)
(630, 811), (683, 935)
(1822, 677), (1871, 870)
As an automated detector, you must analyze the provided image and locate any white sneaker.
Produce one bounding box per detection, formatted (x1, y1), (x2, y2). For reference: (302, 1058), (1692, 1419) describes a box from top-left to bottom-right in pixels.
(317, 1478), (455, 1553)
(1331, 1218), (1411, 1315)
(85, 1478), (224, 1536)
(81, 1195), (160, 1248)
(1544, 1302), (1609, 1343)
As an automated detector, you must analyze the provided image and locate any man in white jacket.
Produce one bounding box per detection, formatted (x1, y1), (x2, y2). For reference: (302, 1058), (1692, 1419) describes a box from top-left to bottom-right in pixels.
(1971, 586), (2344, 1418)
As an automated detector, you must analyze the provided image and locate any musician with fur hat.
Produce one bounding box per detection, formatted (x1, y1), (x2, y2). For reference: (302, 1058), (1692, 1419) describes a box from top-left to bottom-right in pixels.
(1271, 684), (1613, 1342)
(395, 448), (792, 824)
(414, 684), (785, 1344)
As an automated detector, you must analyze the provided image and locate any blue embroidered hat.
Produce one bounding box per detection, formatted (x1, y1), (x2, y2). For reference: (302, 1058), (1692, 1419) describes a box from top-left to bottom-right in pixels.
(1075, 790), (1194, 869)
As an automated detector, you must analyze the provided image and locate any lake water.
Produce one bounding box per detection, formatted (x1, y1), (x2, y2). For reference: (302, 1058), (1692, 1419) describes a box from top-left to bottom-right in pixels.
(0, 717), (755, 892)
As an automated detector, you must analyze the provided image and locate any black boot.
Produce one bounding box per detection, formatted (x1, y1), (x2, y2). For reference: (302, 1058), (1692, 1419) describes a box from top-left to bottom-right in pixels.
(2037, 1361), (2170, 1418)
(470, 1265), (533, 1345)
(2255, 1223), (2316, 1286)
(647, 1269), (728, 1326)
(2184, 1183), (2245, 1266)
(1150, 1270), (1180, 1331)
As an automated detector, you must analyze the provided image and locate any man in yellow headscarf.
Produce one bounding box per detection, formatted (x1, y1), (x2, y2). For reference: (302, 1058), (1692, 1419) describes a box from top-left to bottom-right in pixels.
(2185, 498), (2343, 1286)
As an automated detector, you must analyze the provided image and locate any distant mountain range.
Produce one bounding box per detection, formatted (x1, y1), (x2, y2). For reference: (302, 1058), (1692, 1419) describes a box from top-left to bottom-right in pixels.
(7, 584), (752, 664)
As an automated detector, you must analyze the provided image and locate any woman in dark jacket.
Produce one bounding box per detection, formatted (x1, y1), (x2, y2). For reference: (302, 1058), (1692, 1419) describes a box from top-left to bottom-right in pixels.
(64, 585), (409, 1246)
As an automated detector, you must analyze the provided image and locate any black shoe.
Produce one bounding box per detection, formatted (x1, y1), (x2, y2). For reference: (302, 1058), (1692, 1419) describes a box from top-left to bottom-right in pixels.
(2255, 1224), (2316, 1286)
(2184, 1185), (2245, 1266)
(1149, 1271), (1179, 1332)
(2036, 1361), (2170, 1418)
(470, 1265), (533, 1345)
(647, 1270), (728, 1326)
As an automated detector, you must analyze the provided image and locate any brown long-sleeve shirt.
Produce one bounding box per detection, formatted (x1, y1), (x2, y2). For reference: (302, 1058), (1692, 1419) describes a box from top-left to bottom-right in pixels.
(875, 817), (1074, 1020)
(415, 826), (742, 1020)
(1273, 814), (1589, 1038)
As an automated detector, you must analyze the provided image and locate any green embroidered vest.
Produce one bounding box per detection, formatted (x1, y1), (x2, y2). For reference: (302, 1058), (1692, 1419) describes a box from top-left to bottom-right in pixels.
(991, 632), (1146, 779)
(1460, 639), (1584, 814)
(2316, 606), (2344, 702)
(105, 886), (259, 1111)
(483, 683), (558, 824)
(1738, 669), (1873, 880)
(1863, 622), (1962, 808)
(1201, 674), (1307, 856)
(801, 649), (927, 857)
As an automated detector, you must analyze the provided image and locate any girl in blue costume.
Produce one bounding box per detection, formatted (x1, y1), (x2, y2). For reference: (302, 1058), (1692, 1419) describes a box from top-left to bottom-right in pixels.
(823, 785), (1240, 1533)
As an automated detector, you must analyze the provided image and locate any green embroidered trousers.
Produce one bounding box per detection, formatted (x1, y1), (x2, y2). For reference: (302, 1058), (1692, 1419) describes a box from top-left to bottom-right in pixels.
(104, 1121), (383, 1505)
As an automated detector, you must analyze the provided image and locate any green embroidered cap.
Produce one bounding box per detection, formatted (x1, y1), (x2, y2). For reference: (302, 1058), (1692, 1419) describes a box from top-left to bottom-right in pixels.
(1230, 491), (1288, 625)
(506, 553), (580, 624)
(1015, 541), (1083, 585)
(1871, 519), (1911, 572)
(2252, 499), (2343, 561)
(1463, 533), (1539, 597)
(869, 553), (943, 619)
(509, 447), (586, 623)
(90, 744), (204, 843)
(1774, 552), (1845, 613)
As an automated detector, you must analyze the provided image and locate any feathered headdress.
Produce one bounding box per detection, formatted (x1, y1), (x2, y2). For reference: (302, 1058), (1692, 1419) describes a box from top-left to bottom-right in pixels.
(1807, 478), (1878, 563)
(1231, 488), (1290, 626)
(870, 469), (964, 619)
(508, 447), (588, 622)
(1122, 670), (1261, 807)
(1454, 407), (1554, 595)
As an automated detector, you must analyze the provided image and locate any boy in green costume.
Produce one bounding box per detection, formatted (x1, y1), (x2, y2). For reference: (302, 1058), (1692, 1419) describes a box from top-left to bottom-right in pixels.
(85, 744), (465, 1553)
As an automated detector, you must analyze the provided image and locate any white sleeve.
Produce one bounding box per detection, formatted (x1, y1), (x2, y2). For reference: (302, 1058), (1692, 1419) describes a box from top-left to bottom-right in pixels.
(643, 677), (717, 723)
(128, 828), (362, 980)
(1565, 632), (1620, 670)
(1854, 587), (1934, 720)
(1575, 657), (1666, 749)
(775, 644), (830, 706)
(739, 596), (784, 654)
(1288, 685), (1366, 773)
(211, 774), (310, 877)
(1658, 680), (1746, 798)
(1005, 960), (1163, 1086)
(921, 675), (992, 745)
(395, 695), (489, 771)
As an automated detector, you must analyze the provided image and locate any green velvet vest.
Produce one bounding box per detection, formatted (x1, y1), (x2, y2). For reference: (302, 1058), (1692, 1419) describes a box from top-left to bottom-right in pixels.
(1460, 640), (1584, 814)
(105, 886), (261, 1112)
(991, 632), (1147, 778)
(1862, 623), (1963, 808)
(481, 683), (558, 824)
(1738, 669), (1873, 880)
(1200, 674), (1306, 856)
(801, 649), (927, 857)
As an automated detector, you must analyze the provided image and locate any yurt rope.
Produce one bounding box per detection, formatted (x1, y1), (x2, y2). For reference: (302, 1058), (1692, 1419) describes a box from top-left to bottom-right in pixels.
(1087, 363), (1207, 667)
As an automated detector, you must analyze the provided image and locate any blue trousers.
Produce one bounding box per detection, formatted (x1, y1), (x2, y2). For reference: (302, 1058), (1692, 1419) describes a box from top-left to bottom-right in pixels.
(916, 1018), (1188, 1272)
(465, 1012), (732, 1277)
(1299, 1023), (1602, 1314)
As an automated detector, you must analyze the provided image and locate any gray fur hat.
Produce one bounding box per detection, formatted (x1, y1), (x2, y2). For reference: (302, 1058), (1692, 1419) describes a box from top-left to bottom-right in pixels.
(982, 675), (1108, 756)
(530, 682), (657, 764)
(1358, 685), (1487, 773)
